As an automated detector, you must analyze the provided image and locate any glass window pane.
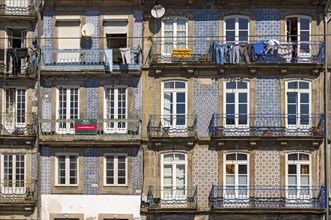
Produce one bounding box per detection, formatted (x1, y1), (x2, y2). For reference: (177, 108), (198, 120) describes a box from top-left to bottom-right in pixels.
(288, 165), (297, 174)
(239, 93), (247, 103)
(239, 165), (247, 174)
(288, 175), (297, 185)
(300, 18), (310, 31)
(239, 175), (247, 185)
(299, 154), (309, 161)
(226, 164), (235, 174)
(164, 82), (174, 88)
(301, 176), (309, 185)
(226, 82), (236, 89)
(237, 154), (247, 160)
(288, 154), (298, 160)
(226, 93), (235, 103)
(287, 93), (297, 103)
(226, 175), (235, 185)
(237, 82), (247, 89)
(164, 154), (173, 162)
(301, 165), (309, 174)
(174, 154), (185, 161)
(239, 31), (248, 42)
(288, 82), (298, 89)
(176, 165), (185, 176)
(239, 18), (248, 29)
(163, 165), (172, 175)
(175, 82), (186, 88)
(226, 154), (236, 160)
(176, 93), (185, 102)
(226, 32), (235, 42)
(225, 18), (235, 29)
(300, 93), (309, 103)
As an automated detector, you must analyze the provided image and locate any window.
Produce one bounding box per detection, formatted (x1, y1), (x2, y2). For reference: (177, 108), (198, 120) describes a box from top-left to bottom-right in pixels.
(286, 80), (311, 128)
(104, 86), (128, 133)
(224, 153), (249, 200)
(0, 154), (26, 194)
(286, 16), (311, 56)
(162, 81), (187, 129)
(286, 153), (311, 199)
(224, 81), (249, 127)
(55, 154), (79, 186)
(56, 86), (79, 134)
(104, 154), (127, 186)
(161, 152), (187, 200)
(162, 17), (188, 55)
(3, 88), (26, 132)
(224, 16), (249, 43)
(104, 19), (128, 49)
(56, 18), (81, 62)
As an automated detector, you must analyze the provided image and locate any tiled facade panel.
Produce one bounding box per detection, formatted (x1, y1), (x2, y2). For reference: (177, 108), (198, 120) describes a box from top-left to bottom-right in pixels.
(85, 79), (99, 119)
(193, 146), (218, 209)
(132, 148), (143, 195)
(32, 153), (37, 180)
(254, 9), (281, 41)
(193, 79), (218, 136)
(133, 10), (143, 48)
(41, 146), (51, 194)
(44, 11), (53, 50)
(86, 10), (101, 62)
(41, 79), (52, 133)
(193, 10), (219, 54)
(255, 148), (281, 187)
(83, 148), (99, 195)
(255, 77), (281, 127)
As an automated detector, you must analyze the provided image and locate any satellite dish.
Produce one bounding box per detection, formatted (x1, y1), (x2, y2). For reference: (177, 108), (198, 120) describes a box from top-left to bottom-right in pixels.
(151, 5), (165, 19)
(82, 23), (95, 37)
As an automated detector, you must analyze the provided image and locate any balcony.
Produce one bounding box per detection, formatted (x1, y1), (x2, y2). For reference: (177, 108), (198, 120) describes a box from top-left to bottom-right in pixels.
(40, 48), (142, 73)
(0, 113), (37, 136)
(209, 114), (324, 138)
(0, 0), (36, 16)
(148, 115), (197, 140)
(142, 186), (198, 211)
(1, 48), (37, 77)
(0, 180), (37, 211)
(209, 185), (326, 210)
(39, 117), (141, 143)
(149, 38), (324, 67)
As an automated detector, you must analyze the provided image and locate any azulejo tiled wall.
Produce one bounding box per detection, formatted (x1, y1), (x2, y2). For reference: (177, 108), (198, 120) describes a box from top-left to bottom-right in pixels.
(255, 77), (281, 127)
(255, 147), (280, 187)
(85, 79), (99, 119)
(133, 10), (143, 48)
(41, 146), (51, 194)
(193, 145), (218, 209)
(86, 10), (101, 62)
(254, 9), (281, 41)
(84, 148), (99, 195)
(132, 148), (143, 195)
(41, 79), (52, 132)
(32, 152), (37, 180)
(193, 10), (218, 54)
(193, 79), (219, 137)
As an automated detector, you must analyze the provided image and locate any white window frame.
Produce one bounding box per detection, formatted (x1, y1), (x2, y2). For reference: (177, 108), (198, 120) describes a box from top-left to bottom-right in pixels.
(161, 152), (188, 201)
(103, 16), (129, 49)
(161, 80), (188, 129)
(223, 152), (249, 200)
(285, 80), (311, 129)
(161, 17), (188, 56)
(103, 85), (128, 134)
(285, 152), (312, 199)
(56, 85), (80, 134)
(224, 15), (250, 43)
(3, 87), (27, 130)
(103, 153), (128, 186)
(0, 154), (26, 194)
(285, 15), (312, 57)
(55, 153), (79, 186)
(223, 81), (250, 128)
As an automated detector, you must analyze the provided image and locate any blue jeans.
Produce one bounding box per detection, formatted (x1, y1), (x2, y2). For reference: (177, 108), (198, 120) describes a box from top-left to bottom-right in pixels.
(213, 43), (226, 65)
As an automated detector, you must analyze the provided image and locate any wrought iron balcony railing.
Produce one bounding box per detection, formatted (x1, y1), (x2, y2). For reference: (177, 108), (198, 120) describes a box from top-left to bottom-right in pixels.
(148, 114), (197, 138)
(39, 117), (141, 141)
(0, 180), (37, 204)
(1, 48), (37, 77)
(0, 113), (37, 136)
(149, 37), (324, 65)
(209, 114), (325, 137)
(209, 185), (326, 209)
(0, 0), (35, 15)
(40, 48), (142, 72)
(144, 186), (198, 209)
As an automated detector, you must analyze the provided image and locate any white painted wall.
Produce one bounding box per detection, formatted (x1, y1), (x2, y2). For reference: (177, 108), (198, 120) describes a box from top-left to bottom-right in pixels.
(41, 195), (141, 220)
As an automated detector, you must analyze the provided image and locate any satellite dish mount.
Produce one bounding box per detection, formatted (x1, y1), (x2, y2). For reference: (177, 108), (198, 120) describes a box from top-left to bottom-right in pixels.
(82, 23), (95, 37)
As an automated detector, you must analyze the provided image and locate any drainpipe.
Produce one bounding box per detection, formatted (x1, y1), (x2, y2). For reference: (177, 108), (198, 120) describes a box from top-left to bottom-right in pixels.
(36, 0), (43, 219)
(324, 4), (330, 219)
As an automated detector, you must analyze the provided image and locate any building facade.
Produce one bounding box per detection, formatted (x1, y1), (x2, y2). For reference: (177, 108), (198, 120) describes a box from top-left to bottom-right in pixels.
(1, 0), (331, 220)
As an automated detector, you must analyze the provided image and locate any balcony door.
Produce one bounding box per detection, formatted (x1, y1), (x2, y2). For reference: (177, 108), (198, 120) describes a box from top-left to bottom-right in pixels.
(104, 86), (128, 134)
(162, 81), (187, 133)
(161, 153), (187, 205)
(3, 88), (26, 133)
(56, 19), (81, 63)
(286, 16), (311, 58)
(1, 154), (26, 195)
(56, 86), (79, 134)
(224, 153), (249, 206)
